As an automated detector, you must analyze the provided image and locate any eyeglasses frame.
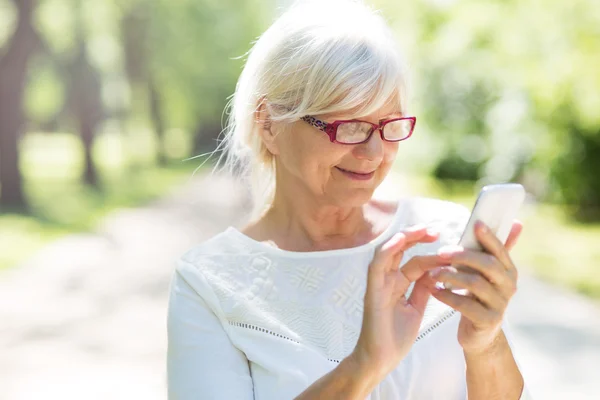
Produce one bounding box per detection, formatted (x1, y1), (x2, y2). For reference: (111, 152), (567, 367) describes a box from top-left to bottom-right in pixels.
(300, 115), (417, 145)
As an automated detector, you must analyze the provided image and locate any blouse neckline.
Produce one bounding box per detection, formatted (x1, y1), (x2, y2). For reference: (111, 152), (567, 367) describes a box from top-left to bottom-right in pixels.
(224, 198), (409, 259)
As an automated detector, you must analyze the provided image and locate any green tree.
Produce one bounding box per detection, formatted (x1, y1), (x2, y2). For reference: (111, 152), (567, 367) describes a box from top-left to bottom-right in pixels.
(376, 0), (600, 220)
(145, 0), (271, 156)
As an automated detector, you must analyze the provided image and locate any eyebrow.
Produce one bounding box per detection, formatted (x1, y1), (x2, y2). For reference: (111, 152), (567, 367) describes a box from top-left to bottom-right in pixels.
(378, 112), (403, 122)
(325, 111), (403, 122)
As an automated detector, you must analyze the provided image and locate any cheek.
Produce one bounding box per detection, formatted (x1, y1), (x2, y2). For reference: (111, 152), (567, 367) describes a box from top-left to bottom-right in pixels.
(383, 143), (399, 164)
(279, 130), (346, 173)
(374, 144), (399, 179)
(304, 144), (348, 180)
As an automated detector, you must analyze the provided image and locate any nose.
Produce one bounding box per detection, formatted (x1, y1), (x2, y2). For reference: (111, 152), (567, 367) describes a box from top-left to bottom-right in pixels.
(352, 128), (385, 162)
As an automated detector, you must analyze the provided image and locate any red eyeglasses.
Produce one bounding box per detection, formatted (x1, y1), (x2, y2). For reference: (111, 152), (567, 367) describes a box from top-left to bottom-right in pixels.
(300, 115), (416, 144)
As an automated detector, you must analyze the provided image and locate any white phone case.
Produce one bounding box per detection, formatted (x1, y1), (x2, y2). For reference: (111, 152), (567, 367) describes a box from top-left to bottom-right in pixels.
(458, 183), (526, 251)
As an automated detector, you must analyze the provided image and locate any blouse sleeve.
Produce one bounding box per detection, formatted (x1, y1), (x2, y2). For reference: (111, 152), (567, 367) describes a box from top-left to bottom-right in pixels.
(167, 261), (254, 400)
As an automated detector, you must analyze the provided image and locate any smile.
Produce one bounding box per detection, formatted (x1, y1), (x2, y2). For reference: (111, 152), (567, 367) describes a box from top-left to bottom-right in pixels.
(335, 167), (376, 181)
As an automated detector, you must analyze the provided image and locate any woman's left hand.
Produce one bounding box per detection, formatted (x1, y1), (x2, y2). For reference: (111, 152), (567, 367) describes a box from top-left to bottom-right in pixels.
(427, 220), (523, 354)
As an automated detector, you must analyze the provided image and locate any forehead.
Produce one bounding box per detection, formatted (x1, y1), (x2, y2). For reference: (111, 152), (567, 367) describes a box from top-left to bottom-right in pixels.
(319, 90), (404, 122)
(322, 103), (403, 122)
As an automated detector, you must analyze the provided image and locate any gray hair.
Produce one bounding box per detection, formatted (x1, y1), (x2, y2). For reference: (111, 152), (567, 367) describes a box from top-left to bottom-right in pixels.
(214, 0), (408, 220)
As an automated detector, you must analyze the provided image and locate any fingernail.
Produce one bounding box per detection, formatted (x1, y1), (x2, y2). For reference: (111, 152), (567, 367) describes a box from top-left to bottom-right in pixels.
(426, 228), (439, 236)
(382, 232), (405, 251)
(429, 268), (442, 278)
(476, 220), (489, 233)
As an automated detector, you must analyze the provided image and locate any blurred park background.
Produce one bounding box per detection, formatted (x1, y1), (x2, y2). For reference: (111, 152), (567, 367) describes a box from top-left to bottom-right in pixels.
(0, 0), (599, 399)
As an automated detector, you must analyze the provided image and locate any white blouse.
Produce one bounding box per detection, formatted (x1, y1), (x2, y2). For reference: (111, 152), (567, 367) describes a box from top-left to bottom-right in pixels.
(166, 196), (532, 399)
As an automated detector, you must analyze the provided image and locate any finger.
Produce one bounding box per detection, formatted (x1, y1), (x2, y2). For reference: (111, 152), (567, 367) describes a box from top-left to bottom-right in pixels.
(431, 288), (502, 327)
(400, 254), (451, 281)
(431, 269), (506, 310)
(392, 228), (439, 267)
(474, 221), (514, 271)
(401, 224), (440, 246)
(396, 255), (447, 299)
(391, 257), (447, 305)
(441, 250), (516, 299)
(421, 269), (444, 292)
(371, 232), (408, 276)
(504, 221), (523, 252)
(438, 247), (504, 283)
(375, 227), (440, 274)
(406, 275), (432, 316)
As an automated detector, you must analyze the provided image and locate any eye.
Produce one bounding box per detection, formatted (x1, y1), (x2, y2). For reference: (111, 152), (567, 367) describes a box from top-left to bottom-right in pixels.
(336, 122), (373, 143)
(383, 119), (413, 140)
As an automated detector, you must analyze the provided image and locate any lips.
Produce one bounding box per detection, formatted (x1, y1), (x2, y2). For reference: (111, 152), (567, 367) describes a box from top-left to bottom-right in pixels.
(335, 166), (376, 181)
(336, 167), (375, 175)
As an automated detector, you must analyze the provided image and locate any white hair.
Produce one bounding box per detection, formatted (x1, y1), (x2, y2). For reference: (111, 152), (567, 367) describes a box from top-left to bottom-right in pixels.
(211, 0), (408, 221)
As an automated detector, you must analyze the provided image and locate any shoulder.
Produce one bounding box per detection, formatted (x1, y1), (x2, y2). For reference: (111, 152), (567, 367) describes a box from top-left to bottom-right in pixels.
(177, 226), (258, 267)
(173, 227), (256, 293)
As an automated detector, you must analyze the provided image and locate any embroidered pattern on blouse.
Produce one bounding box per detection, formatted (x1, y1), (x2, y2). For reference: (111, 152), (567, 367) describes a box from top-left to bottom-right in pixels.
(331, 274), (365, 319)
(246, 255), (279, 301)
(289, 265), (326, 294)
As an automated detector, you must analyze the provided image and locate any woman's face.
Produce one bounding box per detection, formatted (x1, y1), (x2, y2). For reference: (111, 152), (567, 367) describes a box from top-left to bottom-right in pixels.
(271, 101), (402, 207)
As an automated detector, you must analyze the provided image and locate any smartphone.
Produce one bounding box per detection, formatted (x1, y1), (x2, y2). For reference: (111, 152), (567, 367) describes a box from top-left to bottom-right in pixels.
(444, 183), (526, 294)
(458, 183), (526, 251)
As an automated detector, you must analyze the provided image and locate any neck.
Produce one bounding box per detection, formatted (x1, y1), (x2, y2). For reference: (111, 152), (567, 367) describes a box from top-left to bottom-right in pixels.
(256, 182), (377, 252)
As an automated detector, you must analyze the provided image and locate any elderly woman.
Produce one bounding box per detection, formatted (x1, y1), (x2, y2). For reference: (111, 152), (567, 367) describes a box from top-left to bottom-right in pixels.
(167, 1), (532, 399)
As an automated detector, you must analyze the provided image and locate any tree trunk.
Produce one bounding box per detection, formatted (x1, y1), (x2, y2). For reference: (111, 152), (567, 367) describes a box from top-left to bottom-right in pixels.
(80, 119), (98, 187)
(192, 120), (223, 155)
(148, 76), (167, 166)
(67, 1), (104, 189)
(0, 0), (39, 212)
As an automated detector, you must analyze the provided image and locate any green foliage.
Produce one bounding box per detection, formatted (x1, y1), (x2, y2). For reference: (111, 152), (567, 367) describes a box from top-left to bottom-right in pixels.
(550, 115), (600, 221)
(146, 0), (271, 129)
(35, 0), (76, 54)
(375, 0), (600, 220)
(24, 57), (66, 122)
(0, 0), (16, 49)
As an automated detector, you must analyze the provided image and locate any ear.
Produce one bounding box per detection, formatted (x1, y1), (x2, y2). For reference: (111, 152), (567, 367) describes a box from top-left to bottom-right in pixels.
(255, 100), (280, 156)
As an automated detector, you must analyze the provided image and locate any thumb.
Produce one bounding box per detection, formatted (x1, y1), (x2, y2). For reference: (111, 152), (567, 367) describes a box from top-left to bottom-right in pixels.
(407, 276), (432, 316)
(504, 220), (523, 252)
(371, 232), (407, 275)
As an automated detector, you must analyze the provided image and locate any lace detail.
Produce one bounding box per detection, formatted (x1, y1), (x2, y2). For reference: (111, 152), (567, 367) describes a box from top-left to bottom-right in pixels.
(415, 309), (457, 342)
(331, 274), (365, 319)
(180, 197), (470, 363)
(289, 264), (326, 294)
(229, 321), (342, 363)
(229, 308), (458, 364)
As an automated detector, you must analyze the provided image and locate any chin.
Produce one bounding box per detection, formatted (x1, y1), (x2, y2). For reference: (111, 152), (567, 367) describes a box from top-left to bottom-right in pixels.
(335, 187), (376, 208)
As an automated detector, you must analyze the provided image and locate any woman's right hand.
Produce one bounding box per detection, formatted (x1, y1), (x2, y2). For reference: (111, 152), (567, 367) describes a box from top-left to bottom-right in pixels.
(351, 225), (448, 378)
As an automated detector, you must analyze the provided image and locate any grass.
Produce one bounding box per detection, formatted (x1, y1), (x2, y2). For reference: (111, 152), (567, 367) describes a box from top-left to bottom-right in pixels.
(0, 131), (205, 271)
(403, 174), (600, 299)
